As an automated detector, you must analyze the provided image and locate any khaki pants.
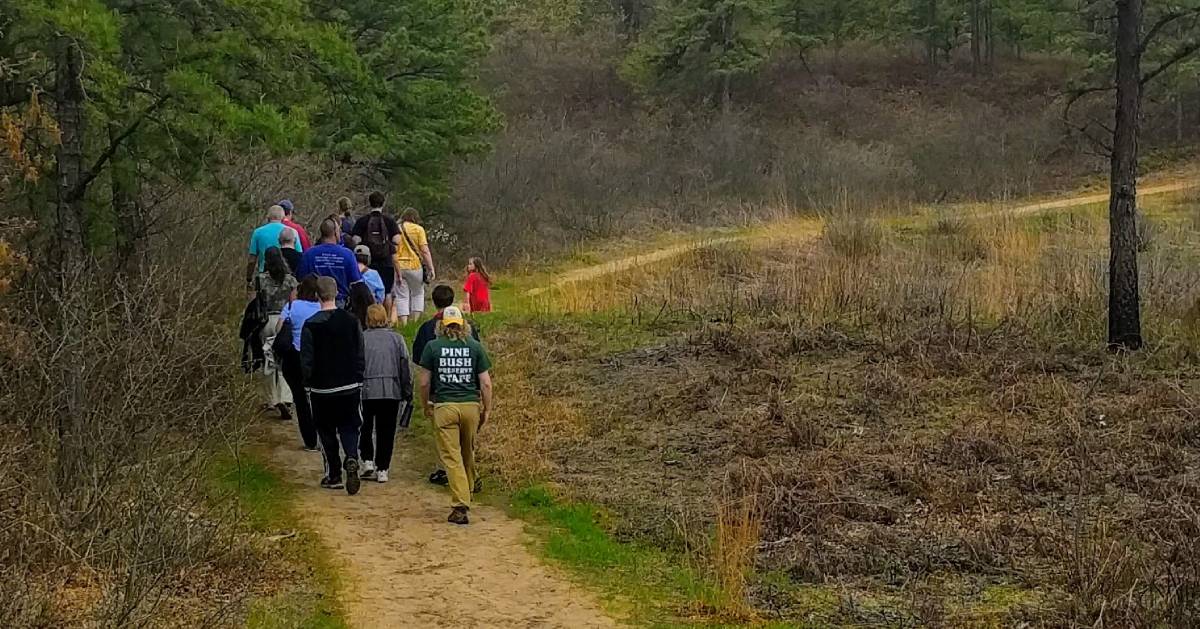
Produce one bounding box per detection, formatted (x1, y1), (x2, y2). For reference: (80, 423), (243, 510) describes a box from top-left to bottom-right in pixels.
(433, 402), (480, 508)
(260, 314), (293, 407)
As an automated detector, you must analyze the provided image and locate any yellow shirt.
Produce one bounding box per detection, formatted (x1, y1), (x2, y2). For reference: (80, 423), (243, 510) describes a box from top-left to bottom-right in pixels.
(394, 222), (428, 270)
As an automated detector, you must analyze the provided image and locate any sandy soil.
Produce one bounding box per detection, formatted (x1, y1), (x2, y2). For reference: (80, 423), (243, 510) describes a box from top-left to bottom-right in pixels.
(264, 421), (617, 629)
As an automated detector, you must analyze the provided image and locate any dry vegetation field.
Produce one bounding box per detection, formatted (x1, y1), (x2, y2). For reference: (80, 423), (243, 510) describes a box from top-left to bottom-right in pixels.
(481, 191), (1200, 626)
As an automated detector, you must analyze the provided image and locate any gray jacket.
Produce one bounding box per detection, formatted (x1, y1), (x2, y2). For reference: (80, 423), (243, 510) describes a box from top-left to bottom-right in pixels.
(362, 328), (413, 401)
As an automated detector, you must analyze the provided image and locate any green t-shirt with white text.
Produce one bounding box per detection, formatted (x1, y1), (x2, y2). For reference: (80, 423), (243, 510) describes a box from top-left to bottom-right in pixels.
(419, 337), (492, 403)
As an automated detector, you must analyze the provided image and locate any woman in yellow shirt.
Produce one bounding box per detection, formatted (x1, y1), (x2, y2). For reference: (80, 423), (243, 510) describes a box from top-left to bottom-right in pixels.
(392, 207), (436, 325)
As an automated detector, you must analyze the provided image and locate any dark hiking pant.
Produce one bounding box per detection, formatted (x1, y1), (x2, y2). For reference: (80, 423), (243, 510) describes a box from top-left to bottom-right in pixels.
(279, 350), (318, 449)
(361, 399), (401, 471)
(310, 392), (362, 481)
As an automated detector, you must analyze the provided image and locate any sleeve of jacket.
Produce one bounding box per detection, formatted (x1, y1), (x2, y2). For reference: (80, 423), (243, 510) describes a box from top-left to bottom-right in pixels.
(398, 336), (413, 401)
(300, 322), (315, 384)
(352, 319), (366, 383)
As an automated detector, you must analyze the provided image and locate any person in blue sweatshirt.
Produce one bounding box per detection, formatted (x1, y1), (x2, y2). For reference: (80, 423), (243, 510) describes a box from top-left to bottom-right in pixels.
(298, 218), (362, 306)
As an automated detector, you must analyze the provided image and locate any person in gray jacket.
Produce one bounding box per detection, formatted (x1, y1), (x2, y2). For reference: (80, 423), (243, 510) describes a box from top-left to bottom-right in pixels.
(359, 303), (413, 483)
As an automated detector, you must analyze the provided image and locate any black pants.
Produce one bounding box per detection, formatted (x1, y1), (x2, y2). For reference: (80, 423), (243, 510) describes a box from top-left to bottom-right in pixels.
(361, 399), (401, 471)
(310, 392), (362, 481)
(370, 263), (396, 295)
(279, 350), (318, 449)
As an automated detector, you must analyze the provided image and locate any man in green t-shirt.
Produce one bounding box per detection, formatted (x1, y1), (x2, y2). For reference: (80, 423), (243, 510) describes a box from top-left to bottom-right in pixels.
(418, 306), (494, 525)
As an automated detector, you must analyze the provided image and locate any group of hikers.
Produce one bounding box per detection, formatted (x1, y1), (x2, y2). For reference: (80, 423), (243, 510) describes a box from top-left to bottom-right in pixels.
(241, 192), (493, 525)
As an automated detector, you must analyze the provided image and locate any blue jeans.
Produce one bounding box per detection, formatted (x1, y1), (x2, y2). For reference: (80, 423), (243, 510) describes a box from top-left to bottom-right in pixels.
(310, 391), (362, 480)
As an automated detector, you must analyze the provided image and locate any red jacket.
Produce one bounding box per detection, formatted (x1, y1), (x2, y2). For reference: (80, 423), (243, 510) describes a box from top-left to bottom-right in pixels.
(282, 217), (312, 250)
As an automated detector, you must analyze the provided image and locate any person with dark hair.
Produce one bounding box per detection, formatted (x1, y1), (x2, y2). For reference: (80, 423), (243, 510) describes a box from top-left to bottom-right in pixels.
(278, 227), (302, 276)
(346, 281), (375, 330)
(418, 306), (493, 525)
(301, 276), (366, 495)
(359, 304), (413, 483)
(413, 284), (480, 487)
(257, 247), (298, 418)
(354, 245), (386, 303)
(298, 217), (362, 305)
(279, 274), (322, 450)
(278, 199), (312, 250)
(351, 191), (401, 316)
(393, 206), (436, 325)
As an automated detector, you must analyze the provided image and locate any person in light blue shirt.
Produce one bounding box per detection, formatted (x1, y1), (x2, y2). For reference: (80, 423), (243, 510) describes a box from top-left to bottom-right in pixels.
(354, 245), (386, 303)
(298, 218), (362, 303)
(247, 205), (303, 289)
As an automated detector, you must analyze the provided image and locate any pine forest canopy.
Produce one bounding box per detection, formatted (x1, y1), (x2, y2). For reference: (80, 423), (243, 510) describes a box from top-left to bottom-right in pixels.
(0, 0), (498, 258)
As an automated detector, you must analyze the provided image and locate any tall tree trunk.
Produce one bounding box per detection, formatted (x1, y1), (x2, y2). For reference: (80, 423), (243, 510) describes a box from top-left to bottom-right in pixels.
(55, 38), (85, 274)
(1176, 94), (1185, 143)
(970, 0), (981, 74)
(985, 0), (995, 68)
(925, 0), (939, 77)
(53, 35), (88, 489)
(1108, 0), (1143, 350)
(110, 123), (145, 270)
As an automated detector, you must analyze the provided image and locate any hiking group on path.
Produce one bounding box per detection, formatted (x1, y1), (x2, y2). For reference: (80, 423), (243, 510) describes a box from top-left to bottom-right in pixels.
(241, 192), (495, 525)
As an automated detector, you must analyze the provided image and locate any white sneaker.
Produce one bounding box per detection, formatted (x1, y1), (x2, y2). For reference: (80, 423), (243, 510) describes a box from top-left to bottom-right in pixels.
(376, 470), (389, 483)
(361, 460), (376, 474)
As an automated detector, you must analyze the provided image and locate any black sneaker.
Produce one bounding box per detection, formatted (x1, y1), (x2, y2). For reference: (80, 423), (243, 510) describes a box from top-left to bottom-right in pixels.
(448, 506), (469, 525)
(345, 459), (361, 496)
(276, 403), (292, 421)
(320, 476), (344, 490)
(429, 469), (449, 486)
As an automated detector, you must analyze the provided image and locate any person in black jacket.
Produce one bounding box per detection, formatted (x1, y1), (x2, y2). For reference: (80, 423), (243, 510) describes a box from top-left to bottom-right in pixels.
(413, 284), (480, 487)
(301, 276), (366, 495)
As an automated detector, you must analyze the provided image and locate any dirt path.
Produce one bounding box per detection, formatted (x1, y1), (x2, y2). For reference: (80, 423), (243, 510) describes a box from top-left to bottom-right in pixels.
(527, 180), (1197, 296)
(264, 421), (617, 629)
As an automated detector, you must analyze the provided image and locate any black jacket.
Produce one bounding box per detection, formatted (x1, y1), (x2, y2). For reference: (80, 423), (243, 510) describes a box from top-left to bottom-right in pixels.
(239, 298), (266, 373)
(300, 308), (365, 394)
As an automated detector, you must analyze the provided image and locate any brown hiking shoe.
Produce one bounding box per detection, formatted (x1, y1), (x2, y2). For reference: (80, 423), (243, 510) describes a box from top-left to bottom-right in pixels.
(448, 506), (469, 525)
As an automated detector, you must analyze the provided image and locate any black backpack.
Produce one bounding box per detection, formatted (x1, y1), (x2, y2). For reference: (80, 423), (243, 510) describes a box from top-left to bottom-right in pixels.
(364, 213), (392, 263)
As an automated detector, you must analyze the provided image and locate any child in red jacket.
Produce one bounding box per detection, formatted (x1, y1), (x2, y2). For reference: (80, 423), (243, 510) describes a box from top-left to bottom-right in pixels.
(463, 257), (492, 313)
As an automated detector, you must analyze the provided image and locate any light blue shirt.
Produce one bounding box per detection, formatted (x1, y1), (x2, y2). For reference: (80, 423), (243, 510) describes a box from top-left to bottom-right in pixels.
(361, 268), (385, 303)
(249, 222), (303, 270)
(281, 299), (321, 351)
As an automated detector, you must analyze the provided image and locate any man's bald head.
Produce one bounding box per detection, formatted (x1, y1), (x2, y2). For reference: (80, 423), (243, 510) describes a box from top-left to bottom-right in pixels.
(278, 227), (297, 248)
(318, 217), (339, 243)
(266, 205), (285, 223)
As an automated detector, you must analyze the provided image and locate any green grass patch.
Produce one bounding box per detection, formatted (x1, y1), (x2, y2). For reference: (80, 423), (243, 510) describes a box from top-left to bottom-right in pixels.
(509, 485), (804, 628)
(207, 453), (348, 629)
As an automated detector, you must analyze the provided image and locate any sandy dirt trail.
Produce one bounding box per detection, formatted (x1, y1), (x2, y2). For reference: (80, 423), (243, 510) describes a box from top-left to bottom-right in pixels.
(264, 421), (616, 629)
(527, 180), (1198, 296)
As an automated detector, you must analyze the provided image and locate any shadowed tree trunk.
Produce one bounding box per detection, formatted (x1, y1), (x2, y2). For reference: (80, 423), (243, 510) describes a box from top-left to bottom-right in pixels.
(54, 35), (88, 488)
(970, 0), (982, 74)
(1108, 0), (1143, 350)
(55, 37), (85, 275)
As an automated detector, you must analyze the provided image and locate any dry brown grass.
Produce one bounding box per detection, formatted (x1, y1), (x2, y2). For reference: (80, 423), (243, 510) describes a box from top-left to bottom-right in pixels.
(483, 198), (1200, 625)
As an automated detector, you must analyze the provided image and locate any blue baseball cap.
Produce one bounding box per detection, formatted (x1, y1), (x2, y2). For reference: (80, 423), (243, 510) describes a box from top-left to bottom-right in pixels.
(278, 199), (294, 214)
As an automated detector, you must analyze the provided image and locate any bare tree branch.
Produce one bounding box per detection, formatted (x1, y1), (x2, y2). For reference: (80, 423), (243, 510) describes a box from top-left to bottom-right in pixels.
(70, 95), (171, 201)
(1141, 39), (1200, 85)
(1140, 8), (1200, 52)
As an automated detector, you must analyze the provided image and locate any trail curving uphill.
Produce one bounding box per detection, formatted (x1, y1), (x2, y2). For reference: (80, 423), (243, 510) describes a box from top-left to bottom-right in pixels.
(527, 180), (1198, 296)
(265, 422), (616, 629)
